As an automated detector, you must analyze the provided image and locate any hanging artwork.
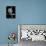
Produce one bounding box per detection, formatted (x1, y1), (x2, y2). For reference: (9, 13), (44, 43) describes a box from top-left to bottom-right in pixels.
(8, 32), (16, 46)
(8, 32), (16, 41)
(6, 6), (16, 19)
(18, 25), (46, 41)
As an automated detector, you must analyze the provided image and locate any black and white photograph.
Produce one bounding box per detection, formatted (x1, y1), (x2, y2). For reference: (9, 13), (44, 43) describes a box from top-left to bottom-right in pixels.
(18, 25), (46, 46)
(6, 6), (16, 19)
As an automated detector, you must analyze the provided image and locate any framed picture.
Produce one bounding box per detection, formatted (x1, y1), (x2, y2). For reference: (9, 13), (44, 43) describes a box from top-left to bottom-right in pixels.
(18, 24), (46, 41)
(6, 6), (16, 19)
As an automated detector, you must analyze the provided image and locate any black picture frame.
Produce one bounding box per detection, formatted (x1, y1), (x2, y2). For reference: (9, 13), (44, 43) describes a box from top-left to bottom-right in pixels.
(6, 6), (16, 19)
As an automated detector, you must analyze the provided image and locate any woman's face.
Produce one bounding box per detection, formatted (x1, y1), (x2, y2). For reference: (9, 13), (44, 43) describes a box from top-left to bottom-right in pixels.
(8, 8), (13, 15)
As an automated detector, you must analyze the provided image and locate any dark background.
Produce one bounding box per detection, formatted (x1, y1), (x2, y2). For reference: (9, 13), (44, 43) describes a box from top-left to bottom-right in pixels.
(6, 6), (16, 18)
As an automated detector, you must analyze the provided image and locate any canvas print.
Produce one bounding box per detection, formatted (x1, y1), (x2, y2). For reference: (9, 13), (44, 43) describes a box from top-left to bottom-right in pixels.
(6, 6), (16, 18)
